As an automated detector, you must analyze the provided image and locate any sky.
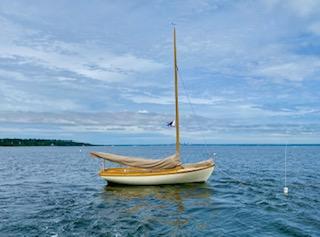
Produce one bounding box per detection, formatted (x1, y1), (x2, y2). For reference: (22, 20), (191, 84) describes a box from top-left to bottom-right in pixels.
(0, 0), (319, 144)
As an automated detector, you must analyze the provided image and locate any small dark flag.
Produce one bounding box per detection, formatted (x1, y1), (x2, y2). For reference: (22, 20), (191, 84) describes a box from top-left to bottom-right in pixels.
(167, 120), (175, 127)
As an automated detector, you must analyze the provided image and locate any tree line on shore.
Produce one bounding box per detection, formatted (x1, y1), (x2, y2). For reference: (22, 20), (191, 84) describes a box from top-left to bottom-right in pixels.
(0, 138), (94, 146)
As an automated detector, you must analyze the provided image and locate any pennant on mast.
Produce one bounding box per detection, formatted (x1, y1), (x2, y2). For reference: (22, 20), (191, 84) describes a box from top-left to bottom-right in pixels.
(167, 120), (176, 127)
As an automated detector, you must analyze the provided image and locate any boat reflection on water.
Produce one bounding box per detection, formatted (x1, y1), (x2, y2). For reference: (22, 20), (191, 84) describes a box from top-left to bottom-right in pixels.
(101, 183), (213, 232)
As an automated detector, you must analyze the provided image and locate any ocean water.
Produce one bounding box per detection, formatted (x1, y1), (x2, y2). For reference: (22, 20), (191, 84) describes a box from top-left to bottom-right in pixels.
(0, 145), (319, 236)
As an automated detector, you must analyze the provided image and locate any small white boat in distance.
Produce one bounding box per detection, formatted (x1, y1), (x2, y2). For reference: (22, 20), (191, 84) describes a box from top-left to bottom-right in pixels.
(90, 27), (215, 185)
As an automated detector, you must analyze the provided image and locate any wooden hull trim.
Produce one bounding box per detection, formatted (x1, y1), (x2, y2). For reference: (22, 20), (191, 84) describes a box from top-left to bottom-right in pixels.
(99, 165), (214, 185)
(99, 164), (214, 177)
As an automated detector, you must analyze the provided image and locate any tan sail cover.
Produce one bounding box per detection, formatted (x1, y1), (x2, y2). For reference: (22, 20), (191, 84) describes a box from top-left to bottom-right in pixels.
(90, 152), (181, 169)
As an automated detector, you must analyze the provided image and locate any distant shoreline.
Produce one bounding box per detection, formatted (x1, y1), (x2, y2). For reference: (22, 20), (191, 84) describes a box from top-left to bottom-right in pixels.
(0, 138), (96, 146)
(99, 144), (320, 146)
(0, 138), (320, 147)
(1, 138), (319, 147)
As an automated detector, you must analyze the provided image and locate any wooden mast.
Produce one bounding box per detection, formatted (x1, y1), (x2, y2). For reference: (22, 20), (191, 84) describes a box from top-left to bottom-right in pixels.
(173, 27), (180, 157)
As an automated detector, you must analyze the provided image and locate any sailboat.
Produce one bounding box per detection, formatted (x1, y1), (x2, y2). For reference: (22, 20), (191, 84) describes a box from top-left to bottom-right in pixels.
(90, 28), (215, 185)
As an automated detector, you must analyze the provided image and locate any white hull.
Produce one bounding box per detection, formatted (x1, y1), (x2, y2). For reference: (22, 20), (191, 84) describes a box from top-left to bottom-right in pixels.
(101, 166), (214, 185)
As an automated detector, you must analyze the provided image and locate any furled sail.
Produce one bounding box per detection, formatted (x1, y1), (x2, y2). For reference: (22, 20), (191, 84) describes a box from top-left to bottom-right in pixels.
(90, 152), (181, 169)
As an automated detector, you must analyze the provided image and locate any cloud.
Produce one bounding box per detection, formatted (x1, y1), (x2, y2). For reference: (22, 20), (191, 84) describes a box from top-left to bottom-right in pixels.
(0, 79), (82, 111)
(125, 93), (224, 105)
(0, 16), (165, 83)
(252, 56), (320, 82)
(286, 0), (320, 17)
(0, 41), (164, 82)
(262, 0), (320, 17)
(1, 106), (319, 133)
(308, 21), (320, 35)
(0, 69), (27, 81)
(0, 0), (320, 143)
(138, 110), (149, 114)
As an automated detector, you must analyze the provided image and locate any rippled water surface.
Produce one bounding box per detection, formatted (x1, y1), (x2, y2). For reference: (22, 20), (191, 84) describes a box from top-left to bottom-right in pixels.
(0, 145), (319, 236)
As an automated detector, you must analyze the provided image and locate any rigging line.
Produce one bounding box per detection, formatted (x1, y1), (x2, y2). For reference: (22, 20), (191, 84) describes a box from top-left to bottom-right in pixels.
(178, 69), (250, 187)
(284, 141), (287, 187)
(177, 69), (212, 157)
(283, 132), (289, 195)
(282, 125), (289, 195)
(218, 167), (250, 187)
